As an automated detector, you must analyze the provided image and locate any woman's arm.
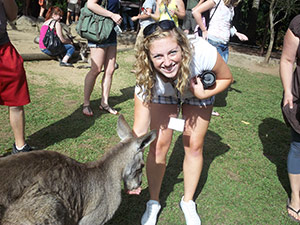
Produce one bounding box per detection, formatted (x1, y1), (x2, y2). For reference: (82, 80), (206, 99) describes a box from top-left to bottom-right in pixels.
(55, 22), (72, 44)
(2, 0), (18, 21)
(190, 53), (233, 99)
(148, 0), (161, 21)
(87, 0), (122, 24)
(280, 28), (299, 108)
(173, 0), (185, 19)
(133, 94), (151, 137)
(192, 0), (215, 39)
(132, 7), (153, 21)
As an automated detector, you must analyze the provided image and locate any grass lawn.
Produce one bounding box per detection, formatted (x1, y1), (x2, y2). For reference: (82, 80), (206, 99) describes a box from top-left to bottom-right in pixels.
(0, 49), (297, 224)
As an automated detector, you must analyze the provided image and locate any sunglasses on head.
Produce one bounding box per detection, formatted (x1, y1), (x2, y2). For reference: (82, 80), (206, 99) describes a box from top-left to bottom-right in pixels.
(143, 20), (176, 38)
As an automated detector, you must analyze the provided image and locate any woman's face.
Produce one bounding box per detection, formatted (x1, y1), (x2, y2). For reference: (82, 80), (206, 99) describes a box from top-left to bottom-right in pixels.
(53, 13), (62, 21)
(149, 35), (182, 79)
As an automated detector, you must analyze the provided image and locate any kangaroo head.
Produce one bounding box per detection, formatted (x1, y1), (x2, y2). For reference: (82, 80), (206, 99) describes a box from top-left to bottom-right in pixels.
(116, 115), (156, 192)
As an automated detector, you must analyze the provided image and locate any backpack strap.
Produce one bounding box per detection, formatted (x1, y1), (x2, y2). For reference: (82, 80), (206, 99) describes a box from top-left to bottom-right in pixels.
(209, 0), (221, 22)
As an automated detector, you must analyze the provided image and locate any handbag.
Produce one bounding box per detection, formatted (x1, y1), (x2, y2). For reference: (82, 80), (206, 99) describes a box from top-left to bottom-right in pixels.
(76, 0), (114, 43)
(43, 20), (65, 55)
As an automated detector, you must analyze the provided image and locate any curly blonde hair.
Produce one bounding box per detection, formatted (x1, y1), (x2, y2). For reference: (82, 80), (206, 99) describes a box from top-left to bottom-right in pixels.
(135, 27), (192, 103)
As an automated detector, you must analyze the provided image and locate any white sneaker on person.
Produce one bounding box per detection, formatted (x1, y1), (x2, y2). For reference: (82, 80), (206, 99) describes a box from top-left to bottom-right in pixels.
(180, 197), (201, 225)
(141, 200), (161, 225)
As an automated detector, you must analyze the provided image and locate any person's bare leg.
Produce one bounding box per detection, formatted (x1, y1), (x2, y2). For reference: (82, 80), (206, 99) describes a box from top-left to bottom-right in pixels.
(9, 106), (26, 148)
(288, 173), (300, 220)
(100, 45), (117, 114)
(66, 11), (71, 25)
(182, 104), (212, 202)
(146, 103), (177, 201)
(83, 47), (105, 115)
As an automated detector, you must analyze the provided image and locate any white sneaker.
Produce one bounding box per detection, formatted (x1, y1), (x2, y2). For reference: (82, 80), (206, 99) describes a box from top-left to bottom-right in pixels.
(180, 197), (201, 225)
(141, 200), (161, 225)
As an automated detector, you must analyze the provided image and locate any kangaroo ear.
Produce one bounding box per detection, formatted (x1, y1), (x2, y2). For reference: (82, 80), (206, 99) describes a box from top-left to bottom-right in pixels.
(117, 114), (134, 140)
(136, 130), (157, 152)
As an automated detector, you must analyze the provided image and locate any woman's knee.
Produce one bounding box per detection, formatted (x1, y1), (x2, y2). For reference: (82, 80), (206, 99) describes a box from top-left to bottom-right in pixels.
(148, 143), (169, 163)
(185, 146), (203, 158)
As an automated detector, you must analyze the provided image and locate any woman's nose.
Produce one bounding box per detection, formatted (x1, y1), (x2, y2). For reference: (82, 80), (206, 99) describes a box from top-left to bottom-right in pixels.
(163, 56), (172, 66)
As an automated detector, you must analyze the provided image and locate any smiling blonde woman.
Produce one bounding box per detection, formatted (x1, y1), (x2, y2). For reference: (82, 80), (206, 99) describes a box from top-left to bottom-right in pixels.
(133, 20), (233, 225)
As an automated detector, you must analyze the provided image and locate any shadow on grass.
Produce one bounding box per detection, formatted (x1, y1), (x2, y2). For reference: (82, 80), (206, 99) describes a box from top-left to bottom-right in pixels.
(214, 83), (242, 107)
(106, 130), (229, 225)
(26, 86), (135, 150)
(259, 118), (291, 197)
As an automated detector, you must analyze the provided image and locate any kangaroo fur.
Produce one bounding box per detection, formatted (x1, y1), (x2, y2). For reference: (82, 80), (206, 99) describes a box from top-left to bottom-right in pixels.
(0, 114), (156, 225)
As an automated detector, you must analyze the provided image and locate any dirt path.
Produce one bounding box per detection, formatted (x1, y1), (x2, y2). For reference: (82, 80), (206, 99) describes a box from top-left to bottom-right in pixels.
(8, 26), (280, 84)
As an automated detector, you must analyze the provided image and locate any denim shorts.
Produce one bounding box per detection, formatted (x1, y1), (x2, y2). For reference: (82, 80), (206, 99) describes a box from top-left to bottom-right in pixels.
(88, 29), (117, 48)
(208, 39), (229, 63)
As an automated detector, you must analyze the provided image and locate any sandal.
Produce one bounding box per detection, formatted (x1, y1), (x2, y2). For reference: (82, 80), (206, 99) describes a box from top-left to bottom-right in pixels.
(83, 105), (93, 117)
(99, 104), (118, 115)
(287, 199), (300, 222)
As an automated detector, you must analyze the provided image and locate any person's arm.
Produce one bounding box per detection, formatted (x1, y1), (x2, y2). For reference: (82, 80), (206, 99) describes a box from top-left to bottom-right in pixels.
(87, 0), (122, 24)
(230, 26), (248, 41)
(132, 93), (151, 137)
(148, 0), (161, 21)
(2, 0), (18, 21)
(55, 22), (72, 44)
(132, 7), (153, 21)
(192, 0), (215, 40)
(280, 28), (299, 109)
(172, 0), (185, 19)
(190, 53), (233, 99)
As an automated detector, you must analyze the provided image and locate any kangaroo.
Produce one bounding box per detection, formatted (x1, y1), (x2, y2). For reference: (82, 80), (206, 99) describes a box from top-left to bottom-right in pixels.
(0, 114), (156, 225)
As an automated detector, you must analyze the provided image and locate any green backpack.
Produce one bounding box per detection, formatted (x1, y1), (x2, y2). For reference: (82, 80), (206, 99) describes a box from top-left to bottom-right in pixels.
(76, 0), (114, 43)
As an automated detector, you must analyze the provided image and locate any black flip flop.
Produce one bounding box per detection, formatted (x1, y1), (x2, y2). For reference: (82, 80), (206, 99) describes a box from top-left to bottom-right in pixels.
(287, 199), (300, 222)
(99, 104), (118, 115)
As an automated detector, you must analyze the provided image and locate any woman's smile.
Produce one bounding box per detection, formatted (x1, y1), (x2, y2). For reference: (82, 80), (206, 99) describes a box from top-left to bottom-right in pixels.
(149, 36), (182, 79)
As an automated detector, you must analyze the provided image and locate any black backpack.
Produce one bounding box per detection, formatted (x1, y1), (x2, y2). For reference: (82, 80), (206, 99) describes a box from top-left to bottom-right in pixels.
(43, 20), (65, 55)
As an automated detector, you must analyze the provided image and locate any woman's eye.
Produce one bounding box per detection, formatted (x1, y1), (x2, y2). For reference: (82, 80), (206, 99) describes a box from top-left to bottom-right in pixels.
(153, 55), (162, 59)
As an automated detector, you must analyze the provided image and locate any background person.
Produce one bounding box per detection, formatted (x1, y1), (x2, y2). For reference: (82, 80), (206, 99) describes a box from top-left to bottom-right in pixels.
(39, 6), (75, 67)
(0, 0), (32, 154)
(133, 20), (233, 225)
(182, 0), (203, 34)
(192, 0), (248, 63)
(280, 14), (300, 223)
(38, 0), (47, 20)
(66, 0), (81, 25)
(120, 2), (135, 32)
(149, 0), (185, 27)
(192, 0), (247, 116)
(131, 0), (156, 49)
(82, 0), (122, 116)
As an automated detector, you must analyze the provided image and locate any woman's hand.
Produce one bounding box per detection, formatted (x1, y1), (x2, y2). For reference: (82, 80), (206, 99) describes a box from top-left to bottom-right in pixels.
(111, 13), (122, 25)
(235, 32), (248, 41)
(131, 15), (139, 21)
(283, 91), (294, 109)
(189, 76), (206, 99)
(202, 30), (208, 40)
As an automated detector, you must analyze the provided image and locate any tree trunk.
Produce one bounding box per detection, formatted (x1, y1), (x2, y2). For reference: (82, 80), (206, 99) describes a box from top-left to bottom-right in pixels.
(247, 0), (261, 45)
(264, 0), (275, 63)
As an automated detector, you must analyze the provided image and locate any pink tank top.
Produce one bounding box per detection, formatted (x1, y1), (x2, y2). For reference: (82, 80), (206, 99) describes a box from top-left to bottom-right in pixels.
(39, 23), (57, 49)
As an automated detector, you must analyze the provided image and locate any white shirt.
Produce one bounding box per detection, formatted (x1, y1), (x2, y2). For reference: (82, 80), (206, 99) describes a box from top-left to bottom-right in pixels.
(207, 0), (234, 44)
